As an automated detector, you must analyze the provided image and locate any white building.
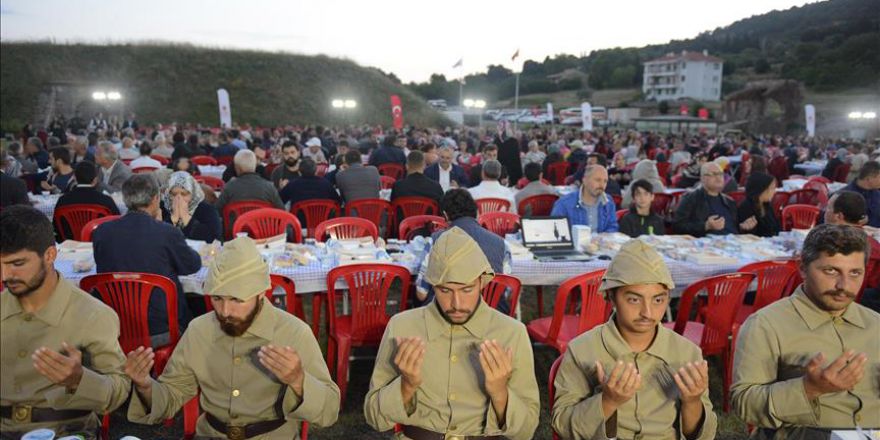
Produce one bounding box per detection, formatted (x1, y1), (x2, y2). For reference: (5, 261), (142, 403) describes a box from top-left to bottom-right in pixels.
(642, 50), (723, 102)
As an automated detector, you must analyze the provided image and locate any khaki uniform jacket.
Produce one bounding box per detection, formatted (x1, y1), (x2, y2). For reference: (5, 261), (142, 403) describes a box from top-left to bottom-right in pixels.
(1, 276), (130, 435)
(128, 299), (340, 439)
(364, 301), (540, 440)
(731, 286), (880, 436)
(552, 317), (717, 440)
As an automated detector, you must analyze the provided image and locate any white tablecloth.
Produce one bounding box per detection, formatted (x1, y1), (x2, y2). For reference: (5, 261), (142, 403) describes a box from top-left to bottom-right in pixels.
(197, 165), (227, 180)
(30, 193), (128, 218)
(794, 161), (827, 176)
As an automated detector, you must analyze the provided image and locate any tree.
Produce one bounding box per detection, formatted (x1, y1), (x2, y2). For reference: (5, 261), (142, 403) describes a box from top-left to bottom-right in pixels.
(658, 100), (670, 115)
(755, 58), (771, 74)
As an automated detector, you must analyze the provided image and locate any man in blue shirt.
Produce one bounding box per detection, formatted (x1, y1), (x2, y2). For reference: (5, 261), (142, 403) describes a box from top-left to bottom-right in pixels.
(843, 160), (880, 228)
(551, 164), (619, 233)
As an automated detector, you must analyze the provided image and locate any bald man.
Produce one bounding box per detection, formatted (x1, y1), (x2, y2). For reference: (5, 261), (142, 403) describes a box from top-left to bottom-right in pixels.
(551, 164), (619, 233)
(672, 162), (753, 237)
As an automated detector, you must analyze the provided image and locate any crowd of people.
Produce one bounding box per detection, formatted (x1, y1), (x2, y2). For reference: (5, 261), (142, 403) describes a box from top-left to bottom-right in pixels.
(1, 115), (879, 439)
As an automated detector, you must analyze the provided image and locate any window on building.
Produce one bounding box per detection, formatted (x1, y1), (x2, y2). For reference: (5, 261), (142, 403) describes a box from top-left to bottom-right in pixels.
(713, 76), (719, 83)
(681, 75), (686, 82)
(680, 88), (685, 94)
(681, 62), (686, 69)
(714, 63), (720, 70)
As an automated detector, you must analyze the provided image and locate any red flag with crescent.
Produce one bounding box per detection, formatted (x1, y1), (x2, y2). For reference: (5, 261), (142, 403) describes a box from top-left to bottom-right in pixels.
(390, 95), (404, 130)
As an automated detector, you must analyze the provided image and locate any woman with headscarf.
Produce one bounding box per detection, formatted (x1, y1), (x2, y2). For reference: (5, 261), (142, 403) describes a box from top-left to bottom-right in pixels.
(622, 159), (667, 206)
(737, 172), (780, 237)
(161, 171), (222, 242)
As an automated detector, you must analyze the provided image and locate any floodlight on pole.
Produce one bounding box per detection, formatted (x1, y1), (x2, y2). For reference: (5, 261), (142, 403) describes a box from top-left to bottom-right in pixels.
(474, 99), (487, 109)
(107, 91), (122, 100)
(849, 112), (864, 119)
(92, 92), (107, 101)
(463, 99), (475, 108)
(332, 99), (344, 108)
(344, 100), (357, 109)
(864, 112), (877, 119)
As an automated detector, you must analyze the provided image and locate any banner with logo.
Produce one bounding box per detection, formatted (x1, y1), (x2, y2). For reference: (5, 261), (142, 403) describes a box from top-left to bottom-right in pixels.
(698, 108), (709, 120)
(805, 104), (816, 137)
(581, 102), (593, 131)
(217, 89), (232, 128)
(390, 95), (404, 130)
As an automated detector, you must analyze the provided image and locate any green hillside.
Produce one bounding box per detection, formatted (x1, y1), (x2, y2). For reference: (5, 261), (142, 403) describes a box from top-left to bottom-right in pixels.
(0, 43), (448, 131)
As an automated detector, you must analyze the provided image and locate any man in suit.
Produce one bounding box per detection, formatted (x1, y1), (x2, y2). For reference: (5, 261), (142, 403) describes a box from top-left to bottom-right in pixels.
(367, 133), (406, 168)
(56, 161), (121, 215)
(425, 146), (469, 192)
(280, 157), (341, 206)
(215, 149), (284, 214)
(0, 150), (28, 208)
(391, 150), (444, 205)
(92, 174), (202, 345)
(335, 150), (380, 202)
(95, 141), (132, 193)
(70, 135), (95, 165)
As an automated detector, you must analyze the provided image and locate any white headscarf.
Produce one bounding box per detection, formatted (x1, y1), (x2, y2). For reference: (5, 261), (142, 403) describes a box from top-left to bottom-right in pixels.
(623, 159), (667, 207)
(163, 171), (205, 216)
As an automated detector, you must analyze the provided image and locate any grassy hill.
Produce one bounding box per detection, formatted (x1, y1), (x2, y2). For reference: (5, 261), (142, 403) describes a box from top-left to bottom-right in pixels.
(0, 42), (448, 131)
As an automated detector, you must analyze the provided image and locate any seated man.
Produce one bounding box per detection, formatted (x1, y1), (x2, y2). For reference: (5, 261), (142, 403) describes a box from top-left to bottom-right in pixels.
(302, 137), (328, 165)
(129, 141), (163, 171)
(843, 160), (880, 227)
(552, 240), (717, 440)
(469, 144), (504, 187)
(672, 162), (749, 237)
(551, 164), (619, 233)
(94, 141), (132, 193)
(425, 146), (469, 191)
(824, 190), (880, 312)
(124, 237), (339, 438)
(731, 224), (880, 438)
(515, 162), (556, 212)
(335, 150), (381, 202)
(280, 157), (341, 206)
(1, 206), (130, 439)
(215, 149), (284, 214)
(56, 161), (121, 216)
(365, 228), (539, 440)
(1, 150), (29, 208)
(391, 150), (444, 205)
(270, 140), (301, 190)
(368, 133), (406, 168)
(41, 147), (75, 194)
(468, 160), (517, 213)
(619, 179), (666, 238)
(210, 132), (239, 159)
(92, 174), (202, 344)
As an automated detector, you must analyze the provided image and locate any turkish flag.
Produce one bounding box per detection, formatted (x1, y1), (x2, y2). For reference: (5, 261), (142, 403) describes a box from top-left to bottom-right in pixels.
(679, 104), (689, 116)
(698, 108), (709, 119)
(390, 95), (404, 130)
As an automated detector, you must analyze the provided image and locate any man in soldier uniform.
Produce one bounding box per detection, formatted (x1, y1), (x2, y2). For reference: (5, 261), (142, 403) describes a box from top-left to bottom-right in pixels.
(364, 227), (540, 440)
(732, 224), (880, 438)
(552, 239), (717, 440)
(124, 237), (339, 439)
(1, 206), (130, 439)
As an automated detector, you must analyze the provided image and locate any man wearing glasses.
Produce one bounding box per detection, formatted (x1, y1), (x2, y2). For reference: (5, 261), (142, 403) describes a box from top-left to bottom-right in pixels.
(672, 162), (755, 237)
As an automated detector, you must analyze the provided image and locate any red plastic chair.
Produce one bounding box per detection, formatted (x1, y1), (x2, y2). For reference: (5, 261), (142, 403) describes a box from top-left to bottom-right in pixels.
(833, 163), (851, 183)
(194, 175), (224, 192)
(616, 209), (628, 221)
(204, 274), (305, 321)
(548, 355), (564, 440)
(379, 175), (396, 190)
(789, 189), (820, 206)
(611, 194), (622, 209)
(314, 217), (379, 242)
(546, 162), (569, 186)
(518, 194), (559, 217)
(477, 211), (520, 237)
(325, 264), (411, 405)
(651, 193), (674, 219)
(857, 254), (880, 303)
(734, 261), (799, 324)
(232, 207), (303, 243)
(315, 163), (329, 177)
(802, 180), (829, 208)
(344, 198), (391, 238)
(771, 191), (791, 219)
(190, 155), (217, 166)
(290, 199), (342, 238)
(663, 272), (754, 412)
(728, 191), (746, 206)
(781, 204), (820, 231)
(149, 155), (170, 165)
(80, 215), (120, 242)
(53, 204), (115, 242)
(221, 200), (274, 240)
(132, 166), (157, 174)
(79, 273), (196, 439)
(656, 161), (671, 186)
(475, 197), (512, 215)
(377, 163), (405, 180)
(216, 156), (234, 167)
(398, 215), (447, 241)
(768, 156), (789, 182)
(390, 196), (440, 234)
(527, 269), (609, 354)
(481, 274), (522, 317)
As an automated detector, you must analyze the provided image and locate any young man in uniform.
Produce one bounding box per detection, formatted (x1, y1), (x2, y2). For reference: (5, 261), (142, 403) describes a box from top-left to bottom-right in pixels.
(1, 206), (130, 439)
(365, 227), (540, 440)
(552, 239), (717, 440)
(732, 224), (880, 438)
(124, 237), (339, 439)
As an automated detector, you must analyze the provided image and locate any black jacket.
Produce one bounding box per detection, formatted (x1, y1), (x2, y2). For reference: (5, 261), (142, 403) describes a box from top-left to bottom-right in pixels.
(280, 175), (341, 206)
(56, 186), (121, 215)
(672, 188), (738, 237)
(161, 202), (223, 243)
(1, 172), (29, 208)
(619, 209), (666, 238)
(737, 199), (780, 237)
(390, 172), (444, 205)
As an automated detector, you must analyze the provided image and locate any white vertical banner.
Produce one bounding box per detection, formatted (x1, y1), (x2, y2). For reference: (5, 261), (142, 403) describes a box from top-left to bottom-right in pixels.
(217, 88), (232, 128)
(805, 104), (816, 137)
(547, 103), (554, 121)
(581, 102), (593, 131)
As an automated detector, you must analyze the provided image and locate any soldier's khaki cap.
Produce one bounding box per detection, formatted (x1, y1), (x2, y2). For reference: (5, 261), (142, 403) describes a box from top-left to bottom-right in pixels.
(599, 239), (674, 295)
(204, 237), (271, 300)
(425, 227), (495, 286)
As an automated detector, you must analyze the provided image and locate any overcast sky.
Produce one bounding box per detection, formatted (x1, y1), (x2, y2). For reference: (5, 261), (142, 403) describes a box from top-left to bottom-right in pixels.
(1, 0), (814, 83)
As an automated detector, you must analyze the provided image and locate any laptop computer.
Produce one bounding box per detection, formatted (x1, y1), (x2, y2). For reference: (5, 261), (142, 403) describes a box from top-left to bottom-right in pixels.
(521, 216), (592, 262)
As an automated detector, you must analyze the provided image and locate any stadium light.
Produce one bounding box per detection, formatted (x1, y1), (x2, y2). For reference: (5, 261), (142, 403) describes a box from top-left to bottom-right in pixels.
(344, 99), (357, 109)
(331, 99), (344, 108)
(107, 91), (122, 100)
(474, 99), (487, 109)
(92, 92), (107, 101)
(463, 99), (475, 108)
(864, 112), (877, 119)
(463, 98), (487, 110)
